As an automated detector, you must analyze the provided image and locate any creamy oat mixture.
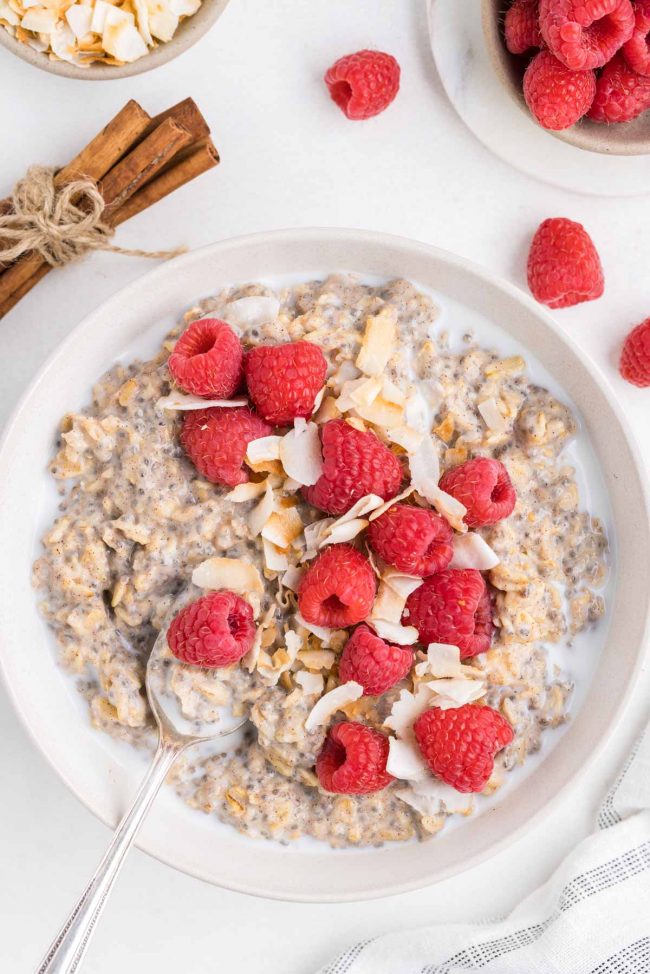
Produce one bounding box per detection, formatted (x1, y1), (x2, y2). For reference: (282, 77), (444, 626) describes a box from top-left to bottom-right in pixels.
(33, 275), (608, 847)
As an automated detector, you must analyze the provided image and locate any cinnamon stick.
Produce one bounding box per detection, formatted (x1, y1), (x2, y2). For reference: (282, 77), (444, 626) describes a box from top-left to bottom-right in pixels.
(114, 139), (219, 225)
(143, 98), (210, 145)
(0, 263), (48, 319)
(0, 117), (191, 312)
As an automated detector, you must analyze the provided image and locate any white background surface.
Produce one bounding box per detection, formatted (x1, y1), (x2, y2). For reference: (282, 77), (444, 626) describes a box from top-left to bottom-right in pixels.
(1, 0), (649, 971)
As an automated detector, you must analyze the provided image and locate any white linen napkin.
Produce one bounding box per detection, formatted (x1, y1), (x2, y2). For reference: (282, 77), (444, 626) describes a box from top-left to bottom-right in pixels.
(319, 723), (650, 974)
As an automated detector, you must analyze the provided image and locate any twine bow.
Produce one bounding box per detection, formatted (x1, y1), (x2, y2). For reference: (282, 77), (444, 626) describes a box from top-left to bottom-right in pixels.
(0, 165), (186, 267)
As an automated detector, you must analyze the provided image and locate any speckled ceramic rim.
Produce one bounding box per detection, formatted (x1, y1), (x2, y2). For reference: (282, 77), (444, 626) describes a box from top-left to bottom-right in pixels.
(0, 0), (229, 80)
(1, 228), (649, 902)
(481, 0), (650, 157)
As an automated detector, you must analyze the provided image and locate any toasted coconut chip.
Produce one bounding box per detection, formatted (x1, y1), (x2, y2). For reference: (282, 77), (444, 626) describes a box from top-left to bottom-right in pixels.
(426, 679), (486, 708)
(249, 481), (275, 537)
(295, 671), (325, 696)
(244, 605), (275, 672)
(414, 643), (463, 679)
(258, 630), (303, 685)
(395, 779), (474, 817)
(66, 4), (93, 39)
(450, 532), (500, 570)
(311, 386), (326, 414)
(246, 435), (282, 465)
(386, 736), (429, 780)
(283, 476), (302, 493)
(370, 581), (407, 626)
(224, 480), (269, 503)
(313, 395), (341, 425)
(382, 568), (423, 599)
(262, 507), (303, 548)
(408, 434), (440, 497)
(192, 556), (263, 598)
(385, 687), (433, 738)
(337, 375), (382, 412)
(156, 392), (247, 411)
(368, 486), (415, 522)
(382, 376), (406, 406)
(356, 309), (396, 376)
(295, 610), (338, 647)
(222, 295), (280, 330)
(303, 517), (335, 558)
(431, 488), (468, 533)
(370, 618), (419, 645)
(324, 517), (369, 546)
(304, 681), (363, 732)
(386, 425), (424, 453)
(355, 397), (405, 429)
(298, 648), (336, 670)
(404, 388), (433, 434)
(330, 359), (360, 389)
(338, 494), (385, 522)
(478, 397), (508, 434)
(279, 421), (323, 486)
(262, 538), (289, 573)
(281, 565), (305, 592)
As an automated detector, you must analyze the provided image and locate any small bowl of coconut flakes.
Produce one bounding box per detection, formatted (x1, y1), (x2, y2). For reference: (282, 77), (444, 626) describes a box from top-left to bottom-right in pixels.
(0, 0), (229, 78)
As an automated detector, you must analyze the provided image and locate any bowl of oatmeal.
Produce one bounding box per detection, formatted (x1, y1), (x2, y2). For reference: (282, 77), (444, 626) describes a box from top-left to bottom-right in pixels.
(0, 0), (230, 78)
(0, 229), (648, 901)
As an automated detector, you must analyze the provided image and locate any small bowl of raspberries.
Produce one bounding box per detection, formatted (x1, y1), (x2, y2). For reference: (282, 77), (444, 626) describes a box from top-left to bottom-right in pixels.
(482, 0), (650, 154)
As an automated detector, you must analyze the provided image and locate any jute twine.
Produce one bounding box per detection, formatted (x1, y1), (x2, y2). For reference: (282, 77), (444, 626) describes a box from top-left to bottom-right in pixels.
(0, 165), (186, 267)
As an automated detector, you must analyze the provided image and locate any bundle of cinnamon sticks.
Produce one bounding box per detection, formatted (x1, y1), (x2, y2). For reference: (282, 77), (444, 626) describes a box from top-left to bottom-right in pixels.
(0, 97), (219, 319)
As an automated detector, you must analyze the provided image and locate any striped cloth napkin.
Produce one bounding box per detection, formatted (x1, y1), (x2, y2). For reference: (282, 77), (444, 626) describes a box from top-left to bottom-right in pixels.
(319, 723), (650, 974)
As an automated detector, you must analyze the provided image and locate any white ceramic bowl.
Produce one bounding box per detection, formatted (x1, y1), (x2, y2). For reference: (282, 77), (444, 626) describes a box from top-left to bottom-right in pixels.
(1, 229), (648, 902)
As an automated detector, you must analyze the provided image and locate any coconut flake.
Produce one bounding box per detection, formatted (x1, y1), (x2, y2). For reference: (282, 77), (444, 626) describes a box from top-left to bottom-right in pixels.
(385, 687), (433, 738)
(396, 778), (474, 817)
(426, 679), (486, 708)
(311, 386), (326, 414)
(21, 6), (57, 31)
(192, 557), (263, 596)
(148, 3), (178, 41)
(246, 436), (282, 465)
(431, 488), (468, 533)
(262, 538), (289, 572)
(65, 4), (92, 38)
(298, 648), (336, 670)
(243, 605), (275, 672)
(370, 618), (419, 645)
(404, 388), (432, 435)
(249, 481), (275, 537)
(368, 487), (415, 522)
(156, 392), (247, 411)
(409, 435), (441, 501)
(281, 565), (305, 592)
(450, 533), (500, 570)
(324, 517), (369, 545)
(478, 397), (508, 434)
(279, 421), (323, 486)
(295, 671), (324, 696)
(336, 375), (382, 413)
(356, 309), (396, 376)
(415, 643), (463, 679)
(294, 610), (337, 647)
(370, 582), (407, 625)
(386, 736), (429, 780)
(133, 0), (152, 43)
(386, 425), (424, 453)
(224, 480), (269, 503)
(382, 568), (424, 599)
(262, 507), (303, 548)
(313, 395), (340, 425)
(223, 296), (280, 330)
(304, 681), (363, 732)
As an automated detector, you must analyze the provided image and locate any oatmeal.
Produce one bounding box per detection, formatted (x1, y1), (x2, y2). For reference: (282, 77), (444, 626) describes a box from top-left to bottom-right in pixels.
(33, 275), (608, 847)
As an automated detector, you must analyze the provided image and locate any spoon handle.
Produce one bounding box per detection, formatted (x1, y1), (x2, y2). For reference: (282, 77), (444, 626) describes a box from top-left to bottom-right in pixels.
(37, 738), (182, 974)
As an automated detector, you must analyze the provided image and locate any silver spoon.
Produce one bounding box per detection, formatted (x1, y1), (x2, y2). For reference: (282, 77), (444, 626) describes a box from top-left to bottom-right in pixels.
(37, 601), (246, 974)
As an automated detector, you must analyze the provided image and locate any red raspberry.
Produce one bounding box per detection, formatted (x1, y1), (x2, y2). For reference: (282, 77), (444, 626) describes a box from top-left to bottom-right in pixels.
(339, 624), (413, 696)
(167, 591), (255, 668)
(324, 49), (400, 121)
(303, 419), (402, 516)
(168, 318), (243, 398)
(588, 51), (650, 121)
(414, 705), (513, 793)
(505, 0), (543, 54)
(523, 50), (596, 130)
(244, 341), (327, 426)
(439, 458), (516, 528)
(403, 569), (493, 659)
(623, 0), (650, 74)
(539, 0), (635, 70)
(526, 217), (604, 309)
(620, 317), (650, 387)
(316, 721), (394, 794)
(367, 504), (453, 577)
(298, 544), (376, 628)
(180, 406), (272, 487)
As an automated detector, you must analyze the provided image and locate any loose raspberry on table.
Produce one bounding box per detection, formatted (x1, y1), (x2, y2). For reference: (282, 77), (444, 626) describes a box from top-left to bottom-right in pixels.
(414, 704), (513, 793)
(167, 591), (256, 668)
(316, 721), (394, 794)
(403, 569), (493, 659)
(180, 406), (272, 487)
(367, 503), (453, 577)
(339, 624), (413, 696)
(303, 419), (402, 516)
(439, 457), (516, 528)
(526, 217), (604, 309)
(244, 341), (327, 426)
(588, 51), (650, 121)
(299, 544), (377, 628)
(523, 50), (596, 130)
(168, 318), (243, 398)
(505, 0), (543, 54)
(620, 317), (650, 387)
(539, 0), (635, 71)
(623, 0), (650, 75)
(324, 49), (400, 120)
